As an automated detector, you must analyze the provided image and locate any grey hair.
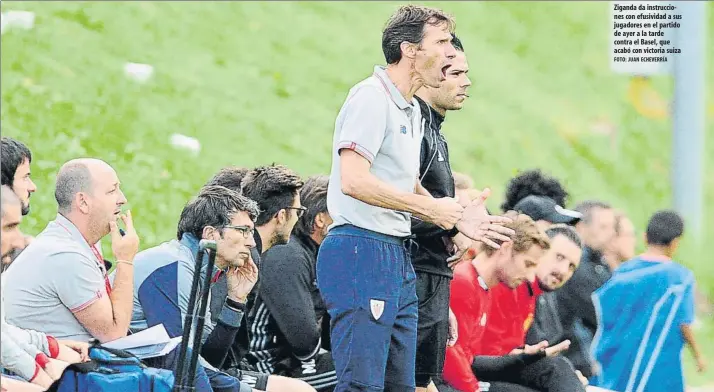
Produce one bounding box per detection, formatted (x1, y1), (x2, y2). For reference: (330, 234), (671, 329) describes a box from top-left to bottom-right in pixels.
(1, 185), (21, 217)
(55, 161), (93, 214)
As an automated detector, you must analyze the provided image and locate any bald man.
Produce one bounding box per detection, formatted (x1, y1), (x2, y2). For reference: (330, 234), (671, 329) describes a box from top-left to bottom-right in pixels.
(3, 159), (140, 343)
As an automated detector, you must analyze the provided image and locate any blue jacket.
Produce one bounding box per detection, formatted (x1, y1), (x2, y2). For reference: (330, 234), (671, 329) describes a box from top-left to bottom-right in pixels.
(128, 233), (246, 370)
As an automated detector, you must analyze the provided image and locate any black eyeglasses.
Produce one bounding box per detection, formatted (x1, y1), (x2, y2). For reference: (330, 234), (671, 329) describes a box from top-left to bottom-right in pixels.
(223, 225), (255, 239)
(285, 206), (307, 219)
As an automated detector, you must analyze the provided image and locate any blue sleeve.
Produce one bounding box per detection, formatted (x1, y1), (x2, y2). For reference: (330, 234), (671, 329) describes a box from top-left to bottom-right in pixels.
(678, 273), (695, 326)
(137, 262), (185, 338)
(137, 261), (244, 369)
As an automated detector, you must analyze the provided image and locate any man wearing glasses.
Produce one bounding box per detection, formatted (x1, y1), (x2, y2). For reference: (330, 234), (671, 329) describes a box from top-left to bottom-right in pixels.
(204, 165), (307, 379)
(129, 185), (314, 392)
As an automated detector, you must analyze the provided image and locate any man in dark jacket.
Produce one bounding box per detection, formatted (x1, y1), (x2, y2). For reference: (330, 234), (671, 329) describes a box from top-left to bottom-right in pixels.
(554, 200), (616, 378)
(412, 35), (475, 392)
(251, 176), (337, 391)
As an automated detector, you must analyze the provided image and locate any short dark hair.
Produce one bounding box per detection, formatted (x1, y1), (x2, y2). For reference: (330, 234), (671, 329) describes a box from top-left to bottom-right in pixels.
(501, 169), (569, 212)
(177, 185), (259, 240)
(574, 200), (612, 225)
(382, 5), (455, 64)
(451, 34), (464, 52)
(546, 224), (583, 248)
(55, 161), (92, 214)
(294, 175), (329, 238)
(1, 137), (32, 187)
(205, 166), (250, 193)
(645, 210), (684, 246)
(241, 164), (304, 227)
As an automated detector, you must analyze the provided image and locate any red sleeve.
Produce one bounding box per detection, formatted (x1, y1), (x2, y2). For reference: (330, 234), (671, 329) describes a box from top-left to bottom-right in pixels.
(444, 344), (479, 392)
(443, 268), (479, 391)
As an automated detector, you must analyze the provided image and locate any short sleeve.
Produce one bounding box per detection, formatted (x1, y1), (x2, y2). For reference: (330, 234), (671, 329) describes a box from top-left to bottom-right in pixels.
(52, 253), (106, 313)
(678, 275), (696, 326)
(336, 85), (389, 163)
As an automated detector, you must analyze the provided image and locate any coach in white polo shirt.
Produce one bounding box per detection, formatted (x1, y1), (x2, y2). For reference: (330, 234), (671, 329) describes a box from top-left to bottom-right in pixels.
(4, 159), (139, 343)
(315, 6), (468, 392)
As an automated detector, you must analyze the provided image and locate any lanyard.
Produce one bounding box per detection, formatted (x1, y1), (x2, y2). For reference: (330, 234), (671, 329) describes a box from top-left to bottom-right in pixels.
(56, 221), (113, 296)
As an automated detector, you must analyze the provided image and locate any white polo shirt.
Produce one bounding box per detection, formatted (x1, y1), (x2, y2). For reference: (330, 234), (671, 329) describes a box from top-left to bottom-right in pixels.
(327, 65), (424, 237)
(3, 214), (110, 341)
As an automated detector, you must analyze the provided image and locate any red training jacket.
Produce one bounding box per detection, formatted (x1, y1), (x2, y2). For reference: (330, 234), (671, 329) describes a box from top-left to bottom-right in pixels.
(480, 281), (543, 356)
(443, 262), (492, 392)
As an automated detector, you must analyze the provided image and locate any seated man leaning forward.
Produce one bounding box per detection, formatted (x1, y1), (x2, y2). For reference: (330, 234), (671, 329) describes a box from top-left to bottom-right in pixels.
(439, 212), (550, 392)
(129, 185), (314, 392)
(3, 158), (140, 343)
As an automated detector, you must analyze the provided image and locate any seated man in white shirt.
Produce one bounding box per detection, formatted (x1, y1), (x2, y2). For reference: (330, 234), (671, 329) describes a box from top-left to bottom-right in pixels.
(3, 159), (140, 344)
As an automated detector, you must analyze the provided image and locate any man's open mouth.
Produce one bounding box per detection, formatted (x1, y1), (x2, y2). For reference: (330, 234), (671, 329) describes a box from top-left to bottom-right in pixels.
(440, 65), (450, 79)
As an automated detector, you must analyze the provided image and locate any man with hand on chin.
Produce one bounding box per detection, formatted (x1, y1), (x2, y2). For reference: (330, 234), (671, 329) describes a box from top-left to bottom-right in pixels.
(3, 158), (140, 345)
(130, 185), (314, 392)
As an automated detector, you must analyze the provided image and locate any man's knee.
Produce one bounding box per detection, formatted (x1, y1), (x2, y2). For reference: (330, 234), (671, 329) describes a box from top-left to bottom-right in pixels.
(266, 375), (316, 392)
(552, 355), (578, 373)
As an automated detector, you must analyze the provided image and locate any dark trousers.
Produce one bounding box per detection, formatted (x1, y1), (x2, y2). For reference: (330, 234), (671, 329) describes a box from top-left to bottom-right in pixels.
(435, 356), (586, 392)
(477, 356), (586, 392)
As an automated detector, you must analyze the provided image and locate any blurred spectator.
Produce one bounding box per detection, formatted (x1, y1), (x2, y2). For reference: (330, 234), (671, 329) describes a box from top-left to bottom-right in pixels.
(591, 210), (705, 392)
(452, 172), (474, 201)
(3, 159), (139, 343)
(513, 195), (582, 232)
(554, 200), (616, 378)
(500, 169), (569, 213)
(252, 175), (337, 391)
(1, 138), (36, 216)
(448, 173), (479, 268)
(205, 166), (250, 192)
(602, 210), (636, 271)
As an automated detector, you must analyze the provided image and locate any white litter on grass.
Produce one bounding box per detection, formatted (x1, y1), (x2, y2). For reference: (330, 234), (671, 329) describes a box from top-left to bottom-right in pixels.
(1, 11), (35, 35)
(170, 134), (201, 155)
(124, 62), (154, 83)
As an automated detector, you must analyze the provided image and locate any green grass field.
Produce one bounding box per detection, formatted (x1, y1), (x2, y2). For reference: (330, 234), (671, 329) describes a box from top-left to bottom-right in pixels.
(2, 1), (712, 386)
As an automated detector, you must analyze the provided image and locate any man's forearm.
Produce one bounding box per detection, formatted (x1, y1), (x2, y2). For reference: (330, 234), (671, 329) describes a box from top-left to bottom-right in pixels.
(681, 324), (702, 360)
(343, 171), (436, 223)
(107, 263), (134, 338)
(415, 182), (432, 197)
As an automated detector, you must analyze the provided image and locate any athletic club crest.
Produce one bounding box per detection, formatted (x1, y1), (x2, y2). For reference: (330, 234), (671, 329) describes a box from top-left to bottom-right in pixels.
(370, 299), (385, 320)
